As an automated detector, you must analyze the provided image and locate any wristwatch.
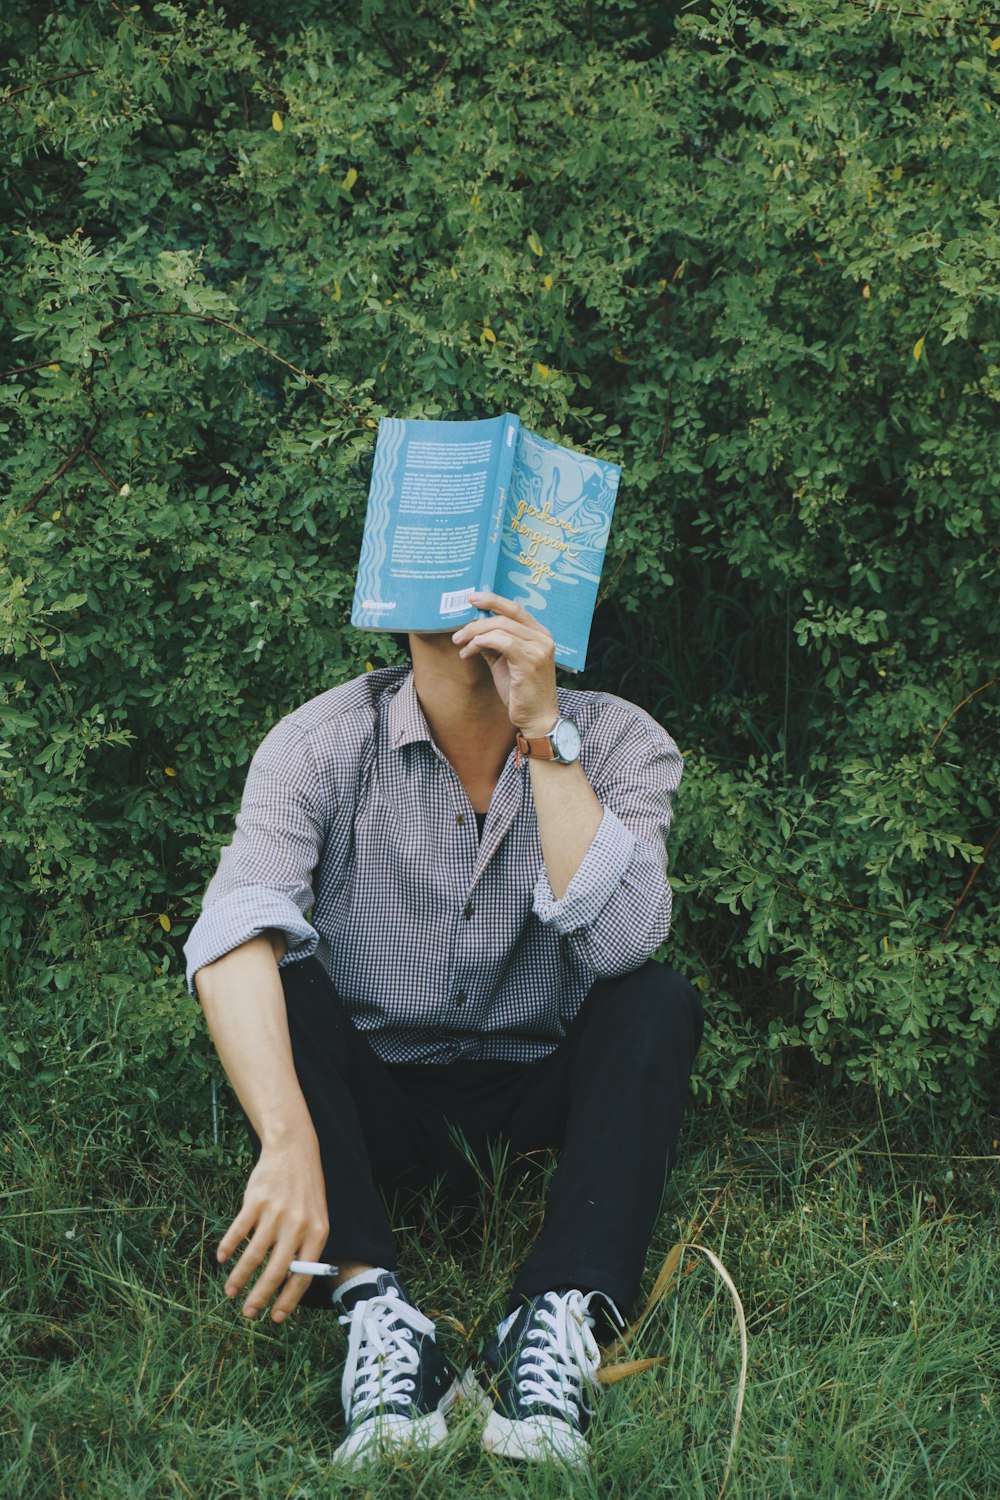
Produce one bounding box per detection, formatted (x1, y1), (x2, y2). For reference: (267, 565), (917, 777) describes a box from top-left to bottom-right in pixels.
(515, 715), (582, 765)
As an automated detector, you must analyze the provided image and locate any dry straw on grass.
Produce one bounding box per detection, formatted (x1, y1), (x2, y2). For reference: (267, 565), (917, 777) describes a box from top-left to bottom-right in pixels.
(599, 1240), (748, 1497)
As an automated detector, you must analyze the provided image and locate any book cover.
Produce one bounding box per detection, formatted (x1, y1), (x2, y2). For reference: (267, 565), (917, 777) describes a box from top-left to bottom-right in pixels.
(351, 414), (620, 670)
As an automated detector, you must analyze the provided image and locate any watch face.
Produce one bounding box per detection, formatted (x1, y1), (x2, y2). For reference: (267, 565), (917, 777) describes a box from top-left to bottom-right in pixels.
(552, 717), (582, 762)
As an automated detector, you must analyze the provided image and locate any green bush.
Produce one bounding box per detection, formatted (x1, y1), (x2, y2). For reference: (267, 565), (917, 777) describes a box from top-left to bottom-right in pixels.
(1, 0), (997, 1120)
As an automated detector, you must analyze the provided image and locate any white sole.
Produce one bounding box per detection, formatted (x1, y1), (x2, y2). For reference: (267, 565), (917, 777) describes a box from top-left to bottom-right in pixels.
(480, 1403), (590, 1467)
(332, 1376), (467, 1470)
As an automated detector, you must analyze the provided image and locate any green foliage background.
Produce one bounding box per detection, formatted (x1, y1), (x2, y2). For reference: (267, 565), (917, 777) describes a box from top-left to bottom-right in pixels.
(2, 0), (997, 1122)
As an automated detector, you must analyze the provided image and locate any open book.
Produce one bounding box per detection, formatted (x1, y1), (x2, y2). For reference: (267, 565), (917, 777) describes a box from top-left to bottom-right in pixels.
(351, 415), (621, 671)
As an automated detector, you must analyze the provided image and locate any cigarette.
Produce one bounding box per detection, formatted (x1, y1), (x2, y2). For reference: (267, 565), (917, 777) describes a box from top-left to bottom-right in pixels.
(288, 1260), (339, 1277)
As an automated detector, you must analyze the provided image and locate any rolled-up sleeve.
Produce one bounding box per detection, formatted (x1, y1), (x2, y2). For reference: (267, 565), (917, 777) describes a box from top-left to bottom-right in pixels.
(531, 707), (682, 976)
(183, 717), (327, 989)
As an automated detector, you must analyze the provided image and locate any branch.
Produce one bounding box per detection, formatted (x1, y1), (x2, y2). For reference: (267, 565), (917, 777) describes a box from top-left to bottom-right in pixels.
(5, 69), (98, 99)
(106, 0), (173, 36)
(25, 630), (79, 728)
(657, 376), (673, 460)
(839, 0), (1000, 25)
(743, 839), (864, 942)
(19, 423), (100, 515)
(120, 309), (376, 426)
(941, 823), (1000, 939)
(84, 447), (123, 494)
(1, 359), (59, 378)
(15, 307), (375, 516)
(596, 548), (632, 609)
(927, 676), (999, 755)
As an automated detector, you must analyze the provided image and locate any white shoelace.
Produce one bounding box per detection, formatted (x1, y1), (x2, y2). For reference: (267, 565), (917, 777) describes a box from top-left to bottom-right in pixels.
(513, 1290), (607, 1424)
(338, 1287), (437, 1424)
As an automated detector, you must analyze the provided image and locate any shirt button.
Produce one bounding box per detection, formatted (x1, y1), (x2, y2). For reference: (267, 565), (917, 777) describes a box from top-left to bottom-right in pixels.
(455, 813), (466, 826)
(454, 991), (466, 1007)
(463, 903), (474, 920)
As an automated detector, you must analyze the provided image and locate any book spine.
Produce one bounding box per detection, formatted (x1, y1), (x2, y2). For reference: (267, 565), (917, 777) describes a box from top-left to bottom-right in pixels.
(477, 415), (519, 600)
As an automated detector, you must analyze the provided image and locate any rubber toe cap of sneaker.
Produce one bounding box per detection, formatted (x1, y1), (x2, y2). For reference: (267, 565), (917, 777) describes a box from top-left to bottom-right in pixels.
(332, 1409), (450, 1469)
(482, 1408), (589, 1467)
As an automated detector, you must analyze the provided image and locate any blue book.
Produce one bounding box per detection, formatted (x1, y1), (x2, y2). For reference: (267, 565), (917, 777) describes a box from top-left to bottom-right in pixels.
(351, 415), (621, 671)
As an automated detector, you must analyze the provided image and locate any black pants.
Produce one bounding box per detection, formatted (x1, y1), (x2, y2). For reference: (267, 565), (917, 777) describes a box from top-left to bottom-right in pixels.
(260, 957), (702, 1318)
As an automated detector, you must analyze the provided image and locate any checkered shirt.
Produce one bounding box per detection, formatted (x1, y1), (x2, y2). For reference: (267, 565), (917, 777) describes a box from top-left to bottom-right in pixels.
(184, 667), (682, 1064)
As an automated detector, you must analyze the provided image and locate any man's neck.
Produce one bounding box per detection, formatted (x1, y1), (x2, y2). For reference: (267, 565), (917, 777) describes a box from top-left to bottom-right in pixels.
(409, 634), (515, 803)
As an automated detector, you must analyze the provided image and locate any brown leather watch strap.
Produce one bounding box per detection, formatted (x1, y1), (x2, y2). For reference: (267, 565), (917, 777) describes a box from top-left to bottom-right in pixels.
(515, 729), (557, 760)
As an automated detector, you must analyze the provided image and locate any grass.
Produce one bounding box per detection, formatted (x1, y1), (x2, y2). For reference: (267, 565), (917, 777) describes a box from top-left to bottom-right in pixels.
(2, 1077), (998, 1499)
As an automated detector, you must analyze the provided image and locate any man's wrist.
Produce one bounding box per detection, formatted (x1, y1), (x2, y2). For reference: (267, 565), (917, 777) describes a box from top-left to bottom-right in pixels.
(515, 710), (560, 739)
(258, 1104), (317, 1151)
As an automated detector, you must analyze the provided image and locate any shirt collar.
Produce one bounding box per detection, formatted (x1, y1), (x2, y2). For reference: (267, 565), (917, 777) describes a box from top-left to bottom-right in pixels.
(386, 671), (435, 750)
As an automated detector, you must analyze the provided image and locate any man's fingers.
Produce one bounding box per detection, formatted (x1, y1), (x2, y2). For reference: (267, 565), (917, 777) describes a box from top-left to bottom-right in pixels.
(217, 1202), (258, 1264)
(468, 590), (535, 624)
(241, 1253), (291, 1319)
(224, 1221), (276, 1299)
(455, 597), (555, 662)
(270, 1272), (311, 1323)
(222, 1215), (329, 1319)
(458, 628), (517, 659)
(270, 1228), (332, 1322)
(455, 614), (540, 647)
(460, 629), (553, 667)
(234, 1233), (290, 1317)
(246, 1224), (327, 1321)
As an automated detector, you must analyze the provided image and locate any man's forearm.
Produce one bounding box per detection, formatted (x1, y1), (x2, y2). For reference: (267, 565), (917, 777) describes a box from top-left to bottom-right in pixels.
(527, 758), (604, 900)
(195, 934), (330, 1322)
(447, 590), (606, 900)
(194, 933), (313, 1146)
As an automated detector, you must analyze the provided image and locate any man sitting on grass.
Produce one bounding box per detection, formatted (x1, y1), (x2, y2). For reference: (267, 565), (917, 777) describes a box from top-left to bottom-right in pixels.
(185, 591), (702, 1469)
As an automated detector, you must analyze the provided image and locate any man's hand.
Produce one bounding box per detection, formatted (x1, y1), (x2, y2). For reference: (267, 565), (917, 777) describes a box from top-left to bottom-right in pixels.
(452, 591), (560, 735)
(217, 1132), (329, 1323)
(453, 592), (603, 898)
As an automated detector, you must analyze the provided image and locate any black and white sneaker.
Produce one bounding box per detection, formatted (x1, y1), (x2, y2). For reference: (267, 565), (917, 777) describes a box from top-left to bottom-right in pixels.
(476, 1289), (620, 1467)
(331, 1270), (463, 1469)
